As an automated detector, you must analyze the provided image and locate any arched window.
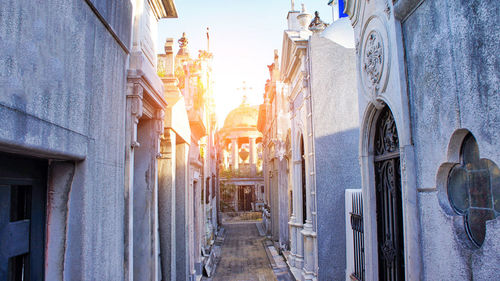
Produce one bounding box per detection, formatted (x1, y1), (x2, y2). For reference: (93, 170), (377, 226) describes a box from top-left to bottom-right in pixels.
(301, 136), (307, 225)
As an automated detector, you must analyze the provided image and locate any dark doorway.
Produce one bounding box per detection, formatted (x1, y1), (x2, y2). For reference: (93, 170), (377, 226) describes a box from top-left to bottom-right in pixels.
(237, 186), (254, 211)
(0, 152), (47, 281)
(373, 107), (405, 280)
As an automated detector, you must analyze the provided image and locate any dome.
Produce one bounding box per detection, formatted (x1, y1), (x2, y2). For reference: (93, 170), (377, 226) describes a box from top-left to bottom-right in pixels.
(223, 102), (259, 129)
(320, 18), (355, 49)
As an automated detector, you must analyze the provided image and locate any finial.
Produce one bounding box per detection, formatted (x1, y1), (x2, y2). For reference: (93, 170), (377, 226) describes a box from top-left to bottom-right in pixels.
(301, 3), (306, 13)
(309, 11), (328, 32)
(291, 0), (295, 11)
(178, 32), (188, 48)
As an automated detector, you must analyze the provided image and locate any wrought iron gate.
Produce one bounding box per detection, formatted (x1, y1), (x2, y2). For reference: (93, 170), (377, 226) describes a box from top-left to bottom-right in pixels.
(0, 153), (47, 281)
(350, 192), (365, 281)
(374, 107), (405, 281)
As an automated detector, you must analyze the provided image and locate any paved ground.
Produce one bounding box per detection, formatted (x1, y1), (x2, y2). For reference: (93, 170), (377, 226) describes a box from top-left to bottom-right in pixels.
(211, 222), (277, 281)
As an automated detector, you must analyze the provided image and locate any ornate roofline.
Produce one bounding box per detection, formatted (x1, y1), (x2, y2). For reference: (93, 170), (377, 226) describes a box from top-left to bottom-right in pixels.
(148, 0), (178, 20)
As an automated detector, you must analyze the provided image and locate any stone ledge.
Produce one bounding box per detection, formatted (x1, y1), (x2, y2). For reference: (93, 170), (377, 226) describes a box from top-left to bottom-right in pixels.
(0, 103), (88, 160)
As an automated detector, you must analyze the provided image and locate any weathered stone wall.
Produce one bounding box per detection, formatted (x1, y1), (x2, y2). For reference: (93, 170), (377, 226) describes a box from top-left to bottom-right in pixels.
(403, 0), (500, 279)
(0, 0), (132, 280)
(309, 34), (360, 280)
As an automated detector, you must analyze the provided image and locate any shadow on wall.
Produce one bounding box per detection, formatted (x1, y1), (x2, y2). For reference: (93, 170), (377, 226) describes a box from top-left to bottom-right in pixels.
(314, 127), (361, 281)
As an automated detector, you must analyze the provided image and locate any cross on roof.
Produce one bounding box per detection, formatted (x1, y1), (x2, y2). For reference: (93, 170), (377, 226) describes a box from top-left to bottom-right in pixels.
(237, 81), (253, 104)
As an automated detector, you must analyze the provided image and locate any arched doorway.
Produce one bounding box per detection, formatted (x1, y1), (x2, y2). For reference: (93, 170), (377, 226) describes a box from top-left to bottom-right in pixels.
(373, 106), (404, 280)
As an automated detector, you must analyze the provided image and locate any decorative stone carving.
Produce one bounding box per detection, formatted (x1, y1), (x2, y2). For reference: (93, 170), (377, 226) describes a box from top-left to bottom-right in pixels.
(154, 110), (165, 158)
(359, 16), (390, 104)
(127, 83), (144, 148)
(154, 110), (165, 136)
(384, 0), (391, 18)
(363, 31), (384, 90)
(129, 84), (144, 121)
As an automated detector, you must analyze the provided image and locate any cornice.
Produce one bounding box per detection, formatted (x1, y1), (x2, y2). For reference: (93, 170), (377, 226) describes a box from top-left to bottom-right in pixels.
(148, 0), (178, 19)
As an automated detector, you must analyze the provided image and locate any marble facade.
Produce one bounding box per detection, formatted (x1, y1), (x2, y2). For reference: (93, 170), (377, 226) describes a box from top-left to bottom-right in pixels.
(0, 0), (219, 280)
(345, 0), (500, 280)
(273, 3), (360, 280)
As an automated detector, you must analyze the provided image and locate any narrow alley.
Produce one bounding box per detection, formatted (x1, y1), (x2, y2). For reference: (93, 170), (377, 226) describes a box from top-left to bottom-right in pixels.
(206, 221), (294, 281)
(1, 0), (499, 280)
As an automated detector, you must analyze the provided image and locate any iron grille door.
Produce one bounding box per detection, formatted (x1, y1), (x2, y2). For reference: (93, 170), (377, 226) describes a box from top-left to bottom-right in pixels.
(374, 107), (405, 281)
(350, 192), (365, 281)
(0, 153), (47, 281)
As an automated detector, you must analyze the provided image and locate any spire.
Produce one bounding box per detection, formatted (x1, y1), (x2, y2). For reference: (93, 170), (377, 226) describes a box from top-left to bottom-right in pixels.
(291, 0), (295, 11)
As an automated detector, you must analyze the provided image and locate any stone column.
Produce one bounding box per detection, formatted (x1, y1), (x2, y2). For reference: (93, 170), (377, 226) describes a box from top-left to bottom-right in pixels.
(133, 117), (158, 281)
(292, 159), (304, 269)
(175, 143), (190, 281)
(249, 137), (256, 175)
(124, 83), (143, 281)
(158, 129), (176, 281)
(231, 138), (238, 171)
(152, 110), (164, 281)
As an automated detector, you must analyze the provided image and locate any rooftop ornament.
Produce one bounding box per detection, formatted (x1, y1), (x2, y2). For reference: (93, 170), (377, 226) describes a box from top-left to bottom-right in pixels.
(309, 11), (329, 32)
(178, 32), (188, 49)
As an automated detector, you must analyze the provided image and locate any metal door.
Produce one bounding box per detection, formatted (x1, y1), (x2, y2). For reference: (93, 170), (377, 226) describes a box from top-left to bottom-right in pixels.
(374, 107), (405, 281)
(0, 153), (47, 281)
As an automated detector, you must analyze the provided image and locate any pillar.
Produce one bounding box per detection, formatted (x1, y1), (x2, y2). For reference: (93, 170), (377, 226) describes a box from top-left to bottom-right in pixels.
(292, 159), (304, 269)
(133, 117), (159, 281)
(231, 138), (238, 171)
(175, 143), (190, 281)
(249, 137), (256, 175)
(158, 129), (176, 280)
(124, 83), (143, 281)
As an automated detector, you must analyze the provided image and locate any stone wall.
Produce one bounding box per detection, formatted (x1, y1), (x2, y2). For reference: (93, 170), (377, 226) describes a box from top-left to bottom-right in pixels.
(0, 0), (132, 279)
(403, 0), (500, 279)
(309, 34), (360, 281)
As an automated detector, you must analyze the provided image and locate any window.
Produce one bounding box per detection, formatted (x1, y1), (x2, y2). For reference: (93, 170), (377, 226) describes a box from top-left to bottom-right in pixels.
(447, 133), (499, 247)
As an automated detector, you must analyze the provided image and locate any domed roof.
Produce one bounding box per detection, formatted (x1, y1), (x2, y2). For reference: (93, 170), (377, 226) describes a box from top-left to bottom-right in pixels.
(320, 18), (355, 48)
(223, 102), (259, 129)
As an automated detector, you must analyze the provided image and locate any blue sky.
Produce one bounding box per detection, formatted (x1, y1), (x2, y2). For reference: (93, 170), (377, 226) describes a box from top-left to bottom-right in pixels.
(157, 1), (333, 124)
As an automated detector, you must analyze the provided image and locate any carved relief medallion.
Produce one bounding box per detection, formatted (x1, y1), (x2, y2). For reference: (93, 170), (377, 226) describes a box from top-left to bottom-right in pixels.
(359, 16), (391, 105)
(363, 31), (384, 89)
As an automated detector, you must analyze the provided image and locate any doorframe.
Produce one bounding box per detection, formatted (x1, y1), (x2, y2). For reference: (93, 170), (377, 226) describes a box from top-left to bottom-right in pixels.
(359, 101), (421, 280)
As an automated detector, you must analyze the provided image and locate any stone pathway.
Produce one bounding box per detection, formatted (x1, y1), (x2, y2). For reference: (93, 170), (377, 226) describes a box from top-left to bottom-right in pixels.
(206, 222), (291, 281)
